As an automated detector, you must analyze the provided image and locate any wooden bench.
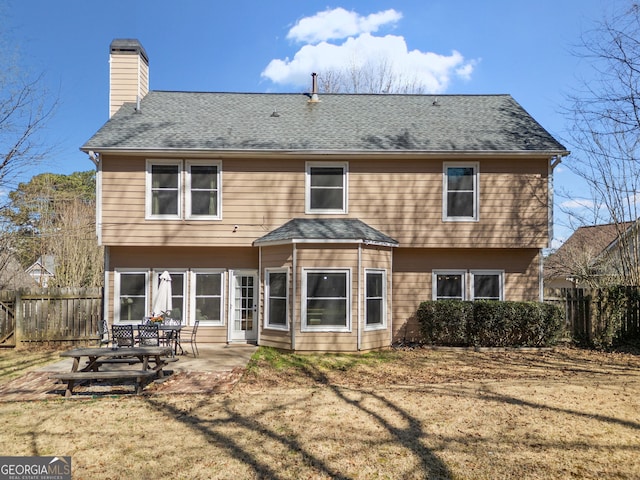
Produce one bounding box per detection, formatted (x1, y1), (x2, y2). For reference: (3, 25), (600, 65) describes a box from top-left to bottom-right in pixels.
(50, 370), (157, 398)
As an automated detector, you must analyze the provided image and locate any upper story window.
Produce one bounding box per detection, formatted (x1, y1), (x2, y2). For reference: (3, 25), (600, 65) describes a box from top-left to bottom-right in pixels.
(306, 162), (348, 214)
(186, 161), (221, 219)
(443, 162), (478, 221)
(146, 159), (221, 220)
(149, 161), (181, 218)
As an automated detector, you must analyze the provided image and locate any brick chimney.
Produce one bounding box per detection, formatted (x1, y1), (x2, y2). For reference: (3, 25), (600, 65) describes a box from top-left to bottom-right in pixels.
(109, 39), (149, 118)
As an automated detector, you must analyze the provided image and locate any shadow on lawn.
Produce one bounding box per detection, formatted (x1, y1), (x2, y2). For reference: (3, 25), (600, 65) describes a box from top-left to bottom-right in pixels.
(145, 362), (453, 479)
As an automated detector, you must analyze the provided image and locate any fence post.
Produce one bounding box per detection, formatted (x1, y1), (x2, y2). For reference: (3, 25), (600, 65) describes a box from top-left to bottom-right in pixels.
(14, 292), (23, 348)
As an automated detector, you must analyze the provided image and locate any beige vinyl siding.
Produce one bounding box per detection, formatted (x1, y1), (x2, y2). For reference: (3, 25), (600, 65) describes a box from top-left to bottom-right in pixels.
(105, 246), (257, 341)
(391, 248), (541, 342)
(259, 244), (294, 349)
(109, 54), (148, 118)
(100, 154), (550, 249)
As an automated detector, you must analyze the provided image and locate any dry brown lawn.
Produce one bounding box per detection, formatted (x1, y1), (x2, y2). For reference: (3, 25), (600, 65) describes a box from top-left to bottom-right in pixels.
(0, 345), (639, 479)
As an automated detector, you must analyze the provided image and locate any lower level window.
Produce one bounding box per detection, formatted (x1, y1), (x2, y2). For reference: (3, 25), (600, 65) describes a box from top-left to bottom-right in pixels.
(117, 272), (148, 322)
(433, 270), (504, 301)
(365, 270), (386, 329)
(266, 270), (288, 329)
(471, 271), (503, 300)
(192, 271), (223, 324)
(303, 270), (350, 331)
(434, 271), (465, 300)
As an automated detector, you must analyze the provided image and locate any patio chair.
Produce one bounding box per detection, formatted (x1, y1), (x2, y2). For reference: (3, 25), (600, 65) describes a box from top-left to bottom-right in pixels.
(111, 324), (135, 348)
(182, 320), (199, 357)
(137, 323), (160, 346)
(97, 319), (110, 347)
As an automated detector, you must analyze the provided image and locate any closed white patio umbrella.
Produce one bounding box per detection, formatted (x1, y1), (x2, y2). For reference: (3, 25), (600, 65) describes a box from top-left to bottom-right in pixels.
(152, 271), (172, 316)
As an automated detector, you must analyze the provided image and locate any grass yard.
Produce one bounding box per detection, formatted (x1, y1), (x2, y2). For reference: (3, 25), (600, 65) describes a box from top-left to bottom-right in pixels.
(0, 345), (639, 479)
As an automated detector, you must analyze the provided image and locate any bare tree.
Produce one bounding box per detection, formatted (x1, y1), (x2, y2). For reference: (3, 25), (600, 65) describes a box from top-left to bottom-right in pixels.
(0, 19), (57, 287)
(316, 55), (427, 94)
(564, 2), (640, 285)
(48, 198), (103, 288)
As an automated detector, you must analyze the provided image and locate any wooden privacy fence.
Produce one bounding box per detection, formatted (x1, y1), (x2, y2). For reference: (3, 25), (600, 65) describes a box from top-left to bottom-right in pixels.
(0, 288), (103, 347)
(545, 287), (640, 346)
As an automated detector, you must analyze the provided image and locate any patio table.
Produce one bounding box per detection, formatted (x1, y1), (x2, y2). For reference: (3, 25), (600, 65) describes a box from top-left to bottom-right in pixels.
(50, 346), (174, 397)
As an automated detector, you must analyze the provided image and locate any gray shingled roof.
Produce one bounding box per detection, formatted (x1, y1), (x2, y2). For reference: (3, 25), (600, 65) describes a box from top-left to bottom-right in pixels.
(254, 219), (399, 247)
(82, 92), (567, 153)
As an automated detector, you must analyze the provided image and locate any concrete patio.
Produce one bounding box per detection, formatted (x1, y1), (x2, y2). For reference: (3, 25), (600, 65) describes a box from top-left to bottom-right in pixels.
(0, 343), (258, 401)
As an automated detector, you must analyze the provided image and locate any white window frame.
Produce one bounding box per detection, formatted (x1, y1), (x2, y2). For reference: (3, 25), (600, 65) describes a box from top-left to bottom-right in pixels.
(114, 269), (149, 324)
(264, 268), (289, 331)
(185, 160), (222, 220)
(301, 268), (351, 332)
(190, 269), (225, 326)
(146, 159), (182, 220)
(152, 269), (187, 322)
(470, 270), (504, 301)
(443, 162), (479, 222)
(305, 162), (348, 214)
(364, 269), (387, 331)
(432, 270), (466, 301)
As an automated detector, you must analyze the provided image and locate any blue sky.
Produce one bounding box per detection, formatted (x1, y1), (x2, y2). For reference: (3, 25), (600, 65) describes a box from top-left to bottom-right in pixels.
(3, 0), (616, 245)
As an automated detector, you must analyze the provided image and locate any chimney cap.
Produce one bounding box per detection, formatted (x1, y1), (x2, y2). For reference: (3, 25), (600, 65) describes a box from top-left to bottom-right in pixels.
(110, 38), (149, 64)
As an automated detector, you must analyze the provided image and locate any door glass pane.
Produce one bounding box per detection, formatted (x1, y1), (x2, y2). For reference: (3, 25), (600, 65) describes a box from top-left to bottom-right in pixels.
(235, 276), (254, 331)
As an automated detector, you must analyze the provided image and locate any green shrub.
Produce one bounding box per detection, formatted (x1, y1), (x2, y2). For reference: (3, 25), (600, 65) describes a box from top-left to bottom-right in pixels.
(416, 300), (564, 347)
(416, 300), (471, 346)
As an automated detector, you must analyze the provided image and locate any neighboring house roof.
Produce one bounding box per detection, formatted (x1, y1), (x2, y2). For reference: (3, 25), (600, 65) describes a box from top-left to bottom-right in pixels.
(0, 254), (37, 289)
(544, 222), (634, 280)
(25, 255), (56, 277)
(254, 219), (399, 247)
(82, 92), (568, 154)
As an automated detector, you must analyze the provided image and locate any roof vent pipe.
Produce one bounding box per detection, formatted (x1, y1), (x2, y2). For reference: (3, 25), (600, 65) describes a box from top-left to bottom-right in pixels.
(309, 72), (320, 103)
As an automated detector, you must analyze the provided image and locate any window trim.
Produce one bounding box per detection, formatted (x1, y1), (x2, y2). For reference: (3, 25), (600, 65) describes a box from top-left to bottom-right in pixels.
(301, 268), (351, 332)
(364, 269), (387, 331)
(146, 159), (182, 220)
(185, 160), (222, 220)
(470, 270), (504, 301)
(114, 269), (149, 324)
(264, 268), (289, 331)
(190, 269), (225, 326)
(305, 162), (348, 214)
(443, 162), (479, 222)
(432, 270), (466, 301)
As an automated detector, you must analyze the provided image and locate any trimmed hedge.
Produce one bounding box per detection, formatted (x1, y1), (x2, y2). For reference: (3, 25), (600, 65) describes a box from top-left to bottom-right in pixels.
(416, 300), (564, 347)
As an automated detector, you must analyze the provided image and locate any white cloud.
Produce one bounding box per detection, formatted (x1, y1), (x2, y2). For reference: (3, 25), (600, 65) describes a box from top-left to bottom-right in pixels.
(560, 198), (596, 210)
(287, 7), (402, 44)
(263, 8), (475, 93)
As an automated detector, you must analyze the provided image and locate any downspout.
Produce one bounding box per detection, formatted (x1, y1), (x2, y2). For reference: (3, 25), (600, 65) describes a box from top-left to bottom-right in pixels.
(389, 248), (393, 347)
(543, 155), (563, 302)
(258, 246), (262, 346)
(292, 244), (297, 351)
(357, 243), (362, 351)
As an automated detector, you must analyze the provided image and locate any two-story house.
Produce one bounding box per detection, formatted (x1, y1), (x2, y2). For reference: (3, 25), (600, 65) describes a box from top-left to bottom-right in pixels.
(81, 39), (568, 352)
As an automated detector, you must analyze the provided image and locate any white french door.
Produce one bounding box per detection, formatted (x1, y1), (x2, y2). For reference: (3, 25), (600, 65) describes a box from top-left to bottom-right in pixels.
(229, 270), (258, 342)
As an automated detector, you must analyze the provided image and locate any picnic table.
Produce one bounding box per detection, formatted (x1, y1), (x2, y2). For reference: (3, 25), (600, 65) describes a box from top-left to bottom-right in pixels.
(50, 346), (175, 398)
